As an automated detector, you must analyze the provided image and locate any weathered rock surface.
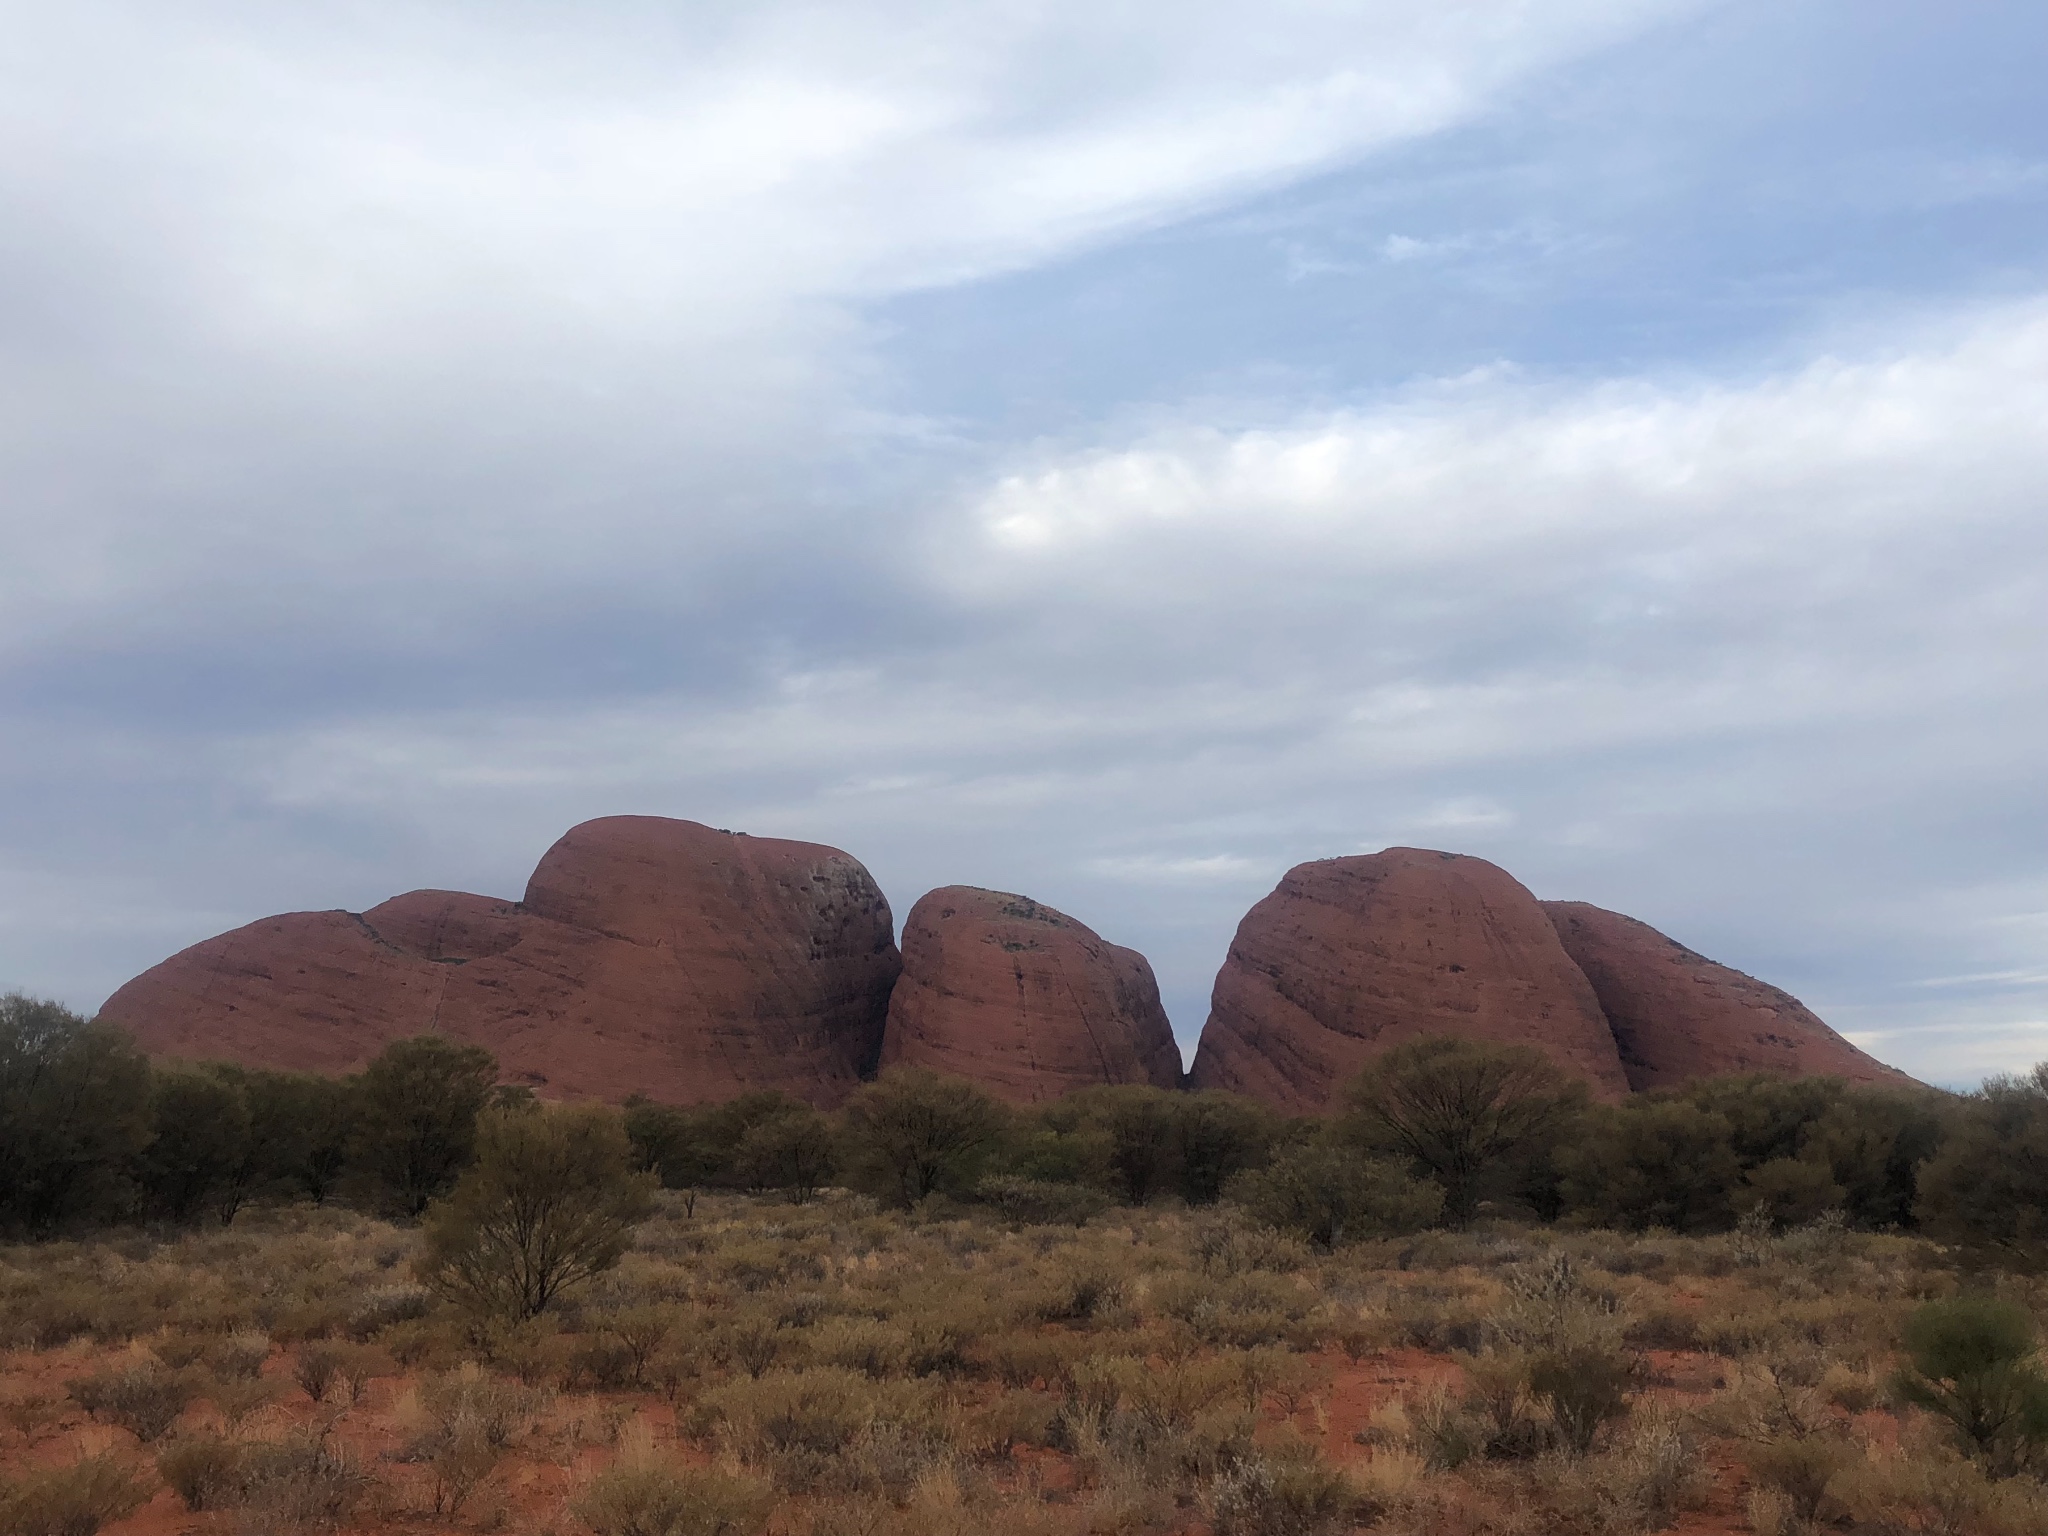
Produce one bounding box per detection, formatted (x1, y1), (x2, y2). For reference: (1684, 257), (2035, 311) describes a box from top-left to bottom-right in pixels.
(879, 887), (1183, 1102)
(98, 817), (901, 1106)
(1187, 849), (1633, 1112)
(1541, 900), (1911, 1092)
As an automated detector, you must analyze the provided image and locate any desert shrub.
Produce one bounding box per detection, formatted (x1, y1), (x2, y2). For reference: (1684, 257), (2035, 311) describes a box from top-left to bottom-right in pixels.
(237, 1434), (372, 1531)
(1805, 1087), (1946, 1230)
(1342, 1035), (1587, 1225)
(1406, 1385), (1483, 1470)
(159, 1432), (247, 1509)
(1829, 1431), (2048, 1536)
(700, 1367), (946, 1495)
(1747, 1436), (1857, 1526)
(974, 1174), (1110, 1227)
(1917, 1064), (2048, 1266)
(0, 1452), (151, 1536)
(733, 1108), (837, 1202)
(1528, 1343), (1634, 1453)
(344, 1283), (433, 1340)
(294, 1341), (346, 1402)
(573, 1454), (773, 1536)
(839, 1069), (1008, 1207)
(349, 1034), (499, 1216)
(1557, 1097), (1743, 1232)
(417, 1102), (656, 1320)
(1226, 1136), (1442, 1250)
(0, 997), (153, 1234)
(205, 1328), (273, 1379)
(1891, 1294), (2048, 1477)
(69, 1358), (197, 1441)
(1208, 1453), (1357, 1536)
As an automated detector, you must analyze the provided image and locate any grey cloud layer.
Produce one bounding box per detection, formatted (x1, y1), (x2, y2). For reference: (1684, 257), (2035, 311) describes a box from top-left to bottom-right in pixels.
(1, 0), (2039, 1088)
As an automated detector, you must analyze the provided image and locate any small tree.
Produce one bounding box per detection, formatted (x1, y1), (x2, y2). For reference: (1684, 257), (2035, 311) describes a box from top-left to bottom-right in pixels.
(733, 1108), (837, 1203)
(1225, 1135), (1443, 1250)
(1344, 1036), (1586, 1226)
(418, 1104), (656, 1321)
(0, 997), (152, 1234)
(840, 1068), (1006, 1207)
(1171, 1090), (1279, 1205)
(138, 1068), (252, 1225)
(1892, 1296), (2048, 1478)
(350, 1035), (498, 1216)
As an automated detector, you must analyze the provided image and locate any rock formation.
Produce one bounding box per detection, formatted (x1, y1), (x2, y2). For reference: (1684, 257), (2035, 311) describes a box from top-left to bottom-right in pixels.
(98, 817), (901, 1106)
(879, 887), (1183, 1102)
(1188, 849), (1632, 1113)
(1541, 900), (1910, 1092)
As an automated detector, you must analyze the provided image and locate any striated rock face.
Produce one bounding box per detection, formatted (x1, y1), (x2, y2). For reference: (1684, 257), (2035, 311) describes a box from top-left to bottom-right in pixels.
(1541, 900), (1911, 1092)
(98, 817), (900, 1106)
(1187, 849), (1632, 1113)
(879, 887), (1183, 1103)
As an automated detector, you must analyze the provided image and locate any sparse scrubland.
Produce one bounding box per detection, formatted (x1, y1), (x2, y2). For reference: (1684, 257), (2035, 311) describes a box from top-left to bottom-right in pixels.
(5, 990), (2048, 1536)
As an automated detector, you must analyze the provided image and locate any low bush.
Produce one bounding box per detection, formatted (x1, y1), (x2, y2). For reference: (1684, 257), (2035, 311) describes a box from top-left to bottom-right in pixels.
(158, 1431), (246, 1510)
(68, 1359), (197, 1442)
(573, 1455), (774, 1536)
(0, 1452), (151, 1536)
(1891, 1294), (2048, 1477)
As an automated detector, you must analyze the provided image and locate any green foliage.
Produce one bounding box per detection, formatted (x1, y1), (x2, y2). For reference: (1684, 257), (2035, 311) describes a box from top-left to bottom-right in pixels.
(418, 1103), (656, 1320)
(1342, 1036), (1586, 1226)
(137, 1067), (252, 1225)
(839, 1067), (1007, 1207)
(732, 1107), (837, 1202)
(1917, 1066), (2048, 1265)
(0, 995), (152, 1234)
(1528, 1343), (1634, 1453)
(250, 1068), (358, 1206)
(349, 1034), (499, 1216)
(1225, 1134), (1442, 1249)
(1557, 1097), (1744, 1231)
(1892, 1296), (2048, 1477)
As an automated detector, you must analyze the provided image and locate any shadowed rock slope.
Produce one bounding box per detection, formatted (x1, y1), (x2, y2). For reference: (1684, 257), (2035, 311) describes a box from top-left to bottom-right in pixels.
(880, 886), (1184, 1103)
(98, 817), (901, 1107)
(1188, 849), (1632, 1113)
(1542, 900), (1911, 1092)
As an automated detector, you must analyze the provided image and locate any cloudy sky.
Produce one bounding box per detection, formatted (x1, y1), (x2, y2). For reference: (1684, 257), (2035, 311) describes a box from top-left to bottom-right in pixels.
(3, 1), (2042, 1086)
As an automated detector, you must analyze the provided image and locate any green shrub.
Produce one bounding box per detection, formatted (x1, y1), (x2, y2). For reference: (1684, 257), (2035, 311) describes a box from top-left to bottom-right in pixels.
(1892, 1295), (2048, 1477)
(1527, 1343), (1633, 1454)
(0, 1452), (151, 1536)
(1226, 1137), (1442, 1249)
(573, 1457), (773, 1536)
(417, 1103), (656, 1320)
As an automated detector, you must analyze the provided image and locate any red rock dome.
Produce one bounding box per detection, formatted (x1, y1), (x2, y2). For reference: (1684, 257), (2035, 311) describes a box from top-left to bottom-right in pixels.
(1541, 900), (1911, 1092)
(879, 886), (1183, 1103)
(97, 817), (900, 1106)
(1187, 849), (1632, 1112)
